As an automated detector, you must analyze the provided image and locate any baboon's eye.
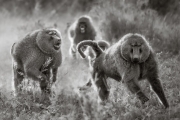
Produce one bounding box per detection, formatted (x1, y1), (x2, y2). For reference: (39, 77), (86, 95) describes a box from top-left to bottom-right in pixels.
(139, 48), (142, 53)
(48, 31), (56, 35)
(130, 48), (133, 53)
(48, 31), (53, 35)
(53, 31), (57, 35)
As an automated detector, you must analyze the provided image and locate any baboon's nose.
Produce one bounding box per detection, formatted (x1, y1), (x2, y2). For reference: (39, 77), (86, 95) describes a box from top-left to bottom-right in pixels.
(132, 58), (139, 63)
(57, 39), (61, 44)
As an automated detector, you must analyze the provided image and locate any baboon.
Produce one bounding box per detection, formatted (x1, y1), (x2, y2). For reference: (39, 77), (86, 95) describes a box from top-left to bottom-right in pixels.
(68, 15), (97, 58)
(11, 28), (62, 95)
(77, 33), (169, 108)
(79, 40), (110, 90)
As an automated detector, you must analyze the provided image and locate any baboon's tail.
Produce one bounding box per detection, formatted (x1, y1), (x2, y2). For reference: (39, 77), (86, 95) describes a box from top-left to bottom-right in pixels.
(97, 40), (110, 51)
(77, 40), (103, 59)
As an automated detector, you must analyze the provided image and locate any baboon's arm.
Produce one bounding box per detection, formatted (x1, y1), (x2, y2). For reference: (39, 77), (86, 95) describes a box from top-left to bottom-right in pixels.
(146, 54), (169, 108)
(125, 79), (149, 104)
(23, 51), (46, 82)
(122, 64), (149, 104)
(52, 68), (58, 83)
(148, 76), (169, 108)
(51, 52), (61, 83)
(25, 67), (47, 82)
(54, 51), (62, 67)
(121, 64), (140, 83)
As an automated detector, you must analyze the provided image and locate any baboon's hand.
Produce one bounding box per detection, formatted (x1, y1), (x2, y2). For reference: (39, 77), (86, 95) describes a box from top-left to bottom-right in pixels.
(137, 92), (149, 104)
(26, 67), (48, 82)
(39, 73), (48, 81)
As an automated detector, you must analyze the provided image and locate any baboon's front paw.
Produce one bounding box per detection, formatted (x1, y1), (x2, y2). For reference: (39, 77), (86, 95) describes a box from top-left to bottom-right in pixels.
(140, 96), (149, 104)
(137, 92), (149, 104)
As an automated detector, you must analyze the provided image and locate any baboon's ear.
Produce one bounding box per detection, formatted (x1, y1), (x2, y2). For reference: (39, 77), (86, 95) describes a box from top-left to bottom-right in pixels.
(97, 40), (110, 51)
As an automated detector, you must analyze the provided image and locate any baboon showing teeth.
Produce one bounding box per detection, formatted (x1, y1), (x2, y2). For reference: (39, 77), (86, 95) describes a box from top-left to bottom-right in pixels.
(68, 15), (97, 58)
(77, 33), (169, 108)
(11, 28), (62, 95)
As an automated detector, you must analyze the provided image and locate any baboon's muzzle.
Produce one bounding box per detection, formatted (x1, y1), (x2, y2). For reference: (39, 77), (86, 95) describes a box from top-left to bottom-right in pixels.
(132, 58), (139, 63)
(53, 37), (61, 50)
(80, 27), (85, 33)
(131, 46), (140, 63)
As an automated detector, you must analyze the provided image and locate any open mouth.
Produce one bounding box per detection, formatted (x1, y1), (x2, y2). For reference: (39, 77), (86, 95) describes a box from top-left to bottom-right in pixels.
(81, 29), (85, 33)
(54, 42), (60, 50)
(132, 59), (139, 63)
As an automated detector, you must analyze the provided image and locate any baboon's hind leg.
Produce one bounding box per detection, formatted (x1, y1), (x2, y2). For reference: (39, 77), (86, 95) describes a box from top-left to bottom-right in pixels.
(125, 80), (149, 104)
(40, 70), (51, 94)
(13, 64), (24, 95)
(147, 77), (169, 108)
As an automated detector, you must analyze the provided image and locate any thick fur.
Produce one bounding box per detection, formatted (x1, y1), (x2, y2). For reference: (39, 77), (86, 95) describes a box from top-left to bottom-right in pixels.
(11, 28), (62, 95)
(77, 33), (169, 108)
(68, 15), (97, 58)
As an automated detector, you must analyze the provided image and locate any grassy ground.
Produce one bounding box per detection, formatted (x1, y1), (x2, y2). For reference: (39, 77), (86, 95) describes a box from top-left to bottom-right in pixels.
(0, 1), (180, 120)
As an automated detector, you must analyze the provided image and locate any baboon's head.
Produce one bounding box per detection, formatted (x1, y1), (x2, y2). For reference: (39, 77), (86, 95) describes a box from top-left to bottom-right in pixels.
(77, 15), (92, 34)
(79, 22), (87, 33)
(36, 28), (62, 54)
(121, 33), (151, 63)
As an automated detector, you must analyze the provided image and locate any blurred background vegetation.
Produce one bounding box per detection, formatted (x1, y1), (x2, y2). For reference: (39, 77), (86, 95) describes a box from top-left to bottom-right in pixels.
(0, 0), (179, 15)
(0, 0), (180, 120)
(1, 0), (179, 54)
